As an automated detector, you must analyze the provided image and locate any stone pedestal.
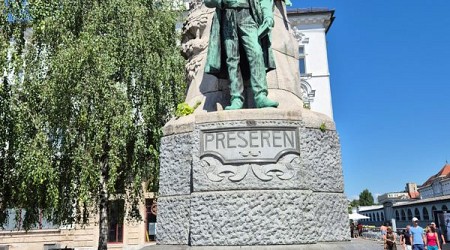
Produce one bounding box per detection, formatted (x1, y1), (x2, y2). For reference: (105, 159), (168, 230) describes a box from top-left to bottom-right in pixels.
(156, 109), (350, 246)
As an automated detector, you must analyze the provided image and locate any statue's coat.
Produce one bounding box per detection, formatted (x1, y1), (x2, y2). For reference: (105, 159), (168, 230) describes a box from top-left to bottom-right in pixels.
(204, 0), (276, 80)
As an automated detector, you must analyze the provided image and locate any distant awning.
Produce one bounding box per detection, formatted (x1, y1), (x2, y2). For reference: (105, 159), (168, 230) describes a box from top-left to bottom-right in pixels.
(349, 213), (370, 220)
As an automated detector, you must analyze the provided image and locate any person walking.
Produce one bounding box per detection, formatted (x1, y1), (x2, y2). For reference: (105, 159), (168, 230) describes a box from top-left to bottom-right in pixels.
(358, 222), (363, 237)
(410, 217), (426, 250)
(381, 223), (388, 240)
(385, 227), (397, 250)
(350, 222), (355, 238)
(431, 222), (446, 248)
(425, 225), (441, 250)
(400, 225), (412, 250)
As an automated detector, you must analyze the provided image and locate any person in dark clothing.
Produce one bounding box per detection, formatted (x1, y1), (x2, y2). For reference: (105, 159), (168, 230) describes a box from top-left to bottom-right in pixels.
(358, 223), (363, 237)
(350, 223), (355, 238)
(400, 225), (412, 250)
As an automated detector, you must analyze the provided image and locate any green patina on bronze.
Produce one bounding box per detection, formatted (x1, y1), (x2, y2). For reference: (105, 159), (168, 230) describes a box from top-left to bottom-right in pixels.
(204, 0), (280, 110)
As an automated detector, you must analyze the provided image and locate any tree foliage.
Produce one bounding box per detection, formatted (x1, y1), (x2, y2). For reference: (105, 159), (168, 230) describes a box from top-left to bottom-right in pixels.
(1, 0), (185, 247)
(350, 199), (359, 208)
(359, 189), (375, 206)
(347, 199), (359, 213)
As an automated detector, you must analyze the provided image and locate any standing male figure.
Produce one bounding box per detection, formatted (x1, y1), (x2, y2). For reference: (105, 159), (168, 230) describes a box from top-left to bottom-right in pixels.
(401, 225), (413, 250)
(381, 223), (388, 240)
(410, 217), (426, 250)
(204, 0), (279, 110)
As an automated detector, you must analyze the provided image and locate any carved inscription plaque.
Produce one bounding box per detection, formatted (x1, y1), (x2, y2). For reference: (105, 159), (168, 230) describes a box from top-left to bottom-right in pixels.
(200, 127), (300, 164)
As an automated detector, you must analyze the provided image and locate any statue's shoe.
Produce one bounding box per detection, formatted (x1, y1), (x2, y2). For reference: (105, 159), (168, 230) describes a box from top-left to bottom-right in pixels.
(255, 95), (279, 108)
(225, 99), (244, 110)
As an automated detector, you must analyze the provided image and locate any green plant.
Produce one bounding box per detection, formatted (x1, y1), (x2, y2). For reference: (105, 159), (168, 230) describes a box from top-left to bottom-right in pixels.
(1, 0), (186, 247)
(176, 101), (201, 117)
(320, 122), (327, 132)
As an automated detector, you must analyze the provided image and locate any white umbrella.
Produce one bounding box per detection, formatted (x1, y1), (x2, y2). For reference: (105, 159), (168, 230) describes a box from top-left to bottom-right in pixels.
(349, 213), (370, 220)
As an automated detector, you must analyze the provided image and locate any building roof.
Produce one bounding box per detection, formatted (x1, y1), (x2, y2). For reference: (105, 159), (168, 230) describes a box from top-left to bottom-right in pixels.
(393, 194), (450, 207)
(377, 192), (411, 204)
(421, 164), (450, 188)
(287, 8), (333, 14)
(358, 205), (384, 212)
(358, 195), (450, 211)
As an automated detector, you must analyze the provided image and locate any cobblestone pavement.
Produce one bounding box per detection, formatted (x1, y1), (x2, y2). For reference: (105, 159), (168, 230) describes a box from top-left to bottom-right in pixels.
(351, 237), (384, 249)
(140, 238), (385, 250)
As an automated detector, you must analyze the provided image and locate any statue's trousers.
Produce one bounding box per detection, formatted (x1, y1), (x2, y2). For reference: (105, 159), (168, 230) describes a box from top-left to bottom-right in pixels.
(222, 8), (269, 103)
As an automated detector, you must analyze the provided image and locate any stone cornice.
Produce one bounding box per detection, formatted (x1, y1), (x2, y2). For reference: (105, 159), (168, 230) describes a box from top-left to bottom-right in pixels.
(287, 11), (335, 32)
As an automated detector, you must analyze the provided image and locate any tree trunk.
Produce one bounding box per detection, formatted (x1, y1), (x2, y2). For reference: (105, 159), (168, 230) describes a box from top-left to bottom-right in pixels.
(98, 160), (109, 250)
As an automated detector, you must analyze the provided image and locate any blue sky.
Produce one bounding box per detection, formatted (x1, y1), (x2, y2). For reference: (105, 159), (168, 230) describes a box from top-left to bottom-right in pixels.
(289, 0), (450, 200)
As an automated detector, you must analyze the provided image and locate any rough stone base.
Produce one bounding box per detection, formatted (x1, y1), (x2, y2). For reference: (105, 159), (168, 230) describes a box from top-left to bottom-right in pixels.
(190, 190), (315, 246)
(157, 109), (350, 246)
(312, 193), (350, 242)
(145, 240), (377, 250)
(157, 195), (190, 245)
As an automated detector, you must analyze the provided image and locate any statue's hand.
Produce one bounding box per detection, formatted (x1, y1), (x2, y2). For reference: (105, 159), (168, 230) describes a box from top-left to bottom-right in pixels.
(258, 17), (274, 38)
(262, 17), (274, 28)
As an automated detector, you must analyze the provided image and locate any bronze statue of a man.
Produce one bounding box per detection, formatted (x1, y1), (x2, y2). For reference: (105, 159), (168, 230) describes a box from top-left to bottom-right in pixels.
(204, 0), (279, 110)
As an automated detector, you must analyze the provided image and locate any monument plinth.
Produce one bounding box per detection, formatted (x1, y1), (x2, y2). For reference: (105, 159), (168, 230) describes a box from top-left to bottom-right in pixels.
(156, 0), (349, 246)
(157, 109), (348, 246)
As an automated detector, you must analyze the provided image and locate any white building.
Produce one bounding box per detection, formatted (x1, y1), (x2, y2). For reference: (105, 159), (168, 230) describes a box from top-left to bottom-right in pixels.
(356, 164), (450, 229)
(377, 192), (410, 204)
(419, 164), (450, 199)
(287, 9), (335, 119)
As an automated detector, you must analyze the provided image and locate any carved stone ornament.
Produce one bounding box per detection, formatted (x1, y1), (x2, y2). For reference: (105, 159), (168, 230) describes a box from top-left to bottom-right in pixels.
(301, 80), (316, 108)
(292, 27), (309, 44)
(200, 154), (299, 182)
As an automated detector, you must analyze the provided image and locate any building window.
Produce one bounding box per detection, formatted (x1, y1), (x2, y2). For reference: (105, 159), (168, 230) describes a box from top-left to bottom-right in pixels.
(4, 209), (23, 231)
(432, 206), (437, 220)
(2, 209), (58, 231)
(423, 207), (430, 220)
(407, 209), (413, 220)
(299, 46), (306, 76)
(381, 212), (384, 221)
(145, 199), (157, 242)
(376, 213), (380, 222)
(395, 210), (400, 221)
(414, 208), (421, 220)
(401, 210), (406, 221)
(108, 200), (124, 243)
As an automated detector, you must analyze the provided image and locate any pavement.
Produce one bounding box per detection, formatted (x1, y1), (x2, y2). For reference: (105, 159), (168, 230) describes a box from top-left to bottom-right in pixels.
(140, 238), (384, 250)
